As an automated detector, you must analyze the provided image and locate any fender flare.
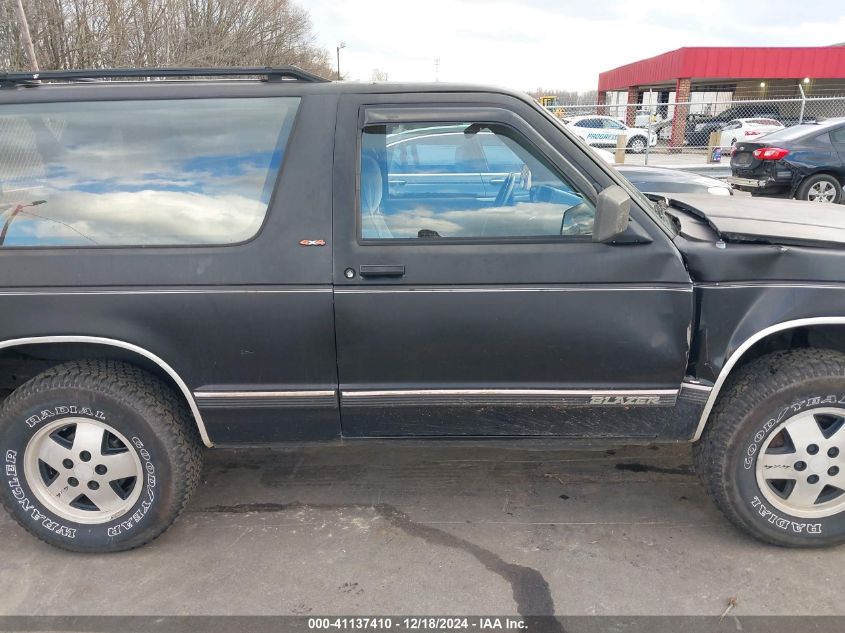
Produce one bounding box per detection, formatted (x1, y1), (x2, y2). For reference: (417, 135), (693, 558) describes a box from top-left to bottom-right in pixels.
(692, 317), (845, 441)
(0, 336), (213, 447)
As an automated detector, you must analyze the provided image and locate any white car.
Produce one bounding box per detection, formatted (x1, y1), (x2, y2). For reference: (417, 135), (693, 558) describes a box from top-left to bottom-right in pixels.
(634, 108), (668, 128)
(719, 118), (784, 148)
(565, 115), (657, 154)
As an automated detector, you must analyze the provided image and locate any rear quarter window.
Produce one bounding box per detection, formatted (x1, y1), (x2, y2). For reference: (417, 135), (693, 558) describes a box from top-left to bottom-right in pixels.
(0, 97), (299, 247)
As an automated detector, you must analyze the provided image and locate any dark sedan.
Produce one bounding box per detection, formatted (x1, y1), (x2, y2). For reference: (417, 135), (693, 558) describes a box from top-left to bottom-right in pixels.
(616, 165), (732, 197)
(727, 118), (845, 203)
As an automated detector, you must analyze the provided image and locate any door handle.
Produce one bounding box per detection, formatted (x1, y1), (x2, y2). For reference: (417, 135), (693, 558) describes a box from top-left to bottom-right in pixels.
(359, 265), (406, 278)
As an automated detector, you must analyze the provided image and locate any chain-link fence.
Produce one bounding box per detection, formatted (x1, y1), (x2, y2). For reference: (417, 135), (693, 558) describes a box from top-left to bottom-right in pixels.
(544, 94), (845, 167)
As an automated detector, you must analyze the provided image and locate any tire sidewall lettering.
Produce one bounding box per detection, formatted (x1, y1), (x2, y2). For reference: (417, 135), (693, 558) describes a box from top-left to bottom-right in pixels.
(5, 445), (77, 539)
(107, 436), (156, 538)
(739, 393), (845, 537)
(4, 401), (159, 542)
(25, 406), (106, 429)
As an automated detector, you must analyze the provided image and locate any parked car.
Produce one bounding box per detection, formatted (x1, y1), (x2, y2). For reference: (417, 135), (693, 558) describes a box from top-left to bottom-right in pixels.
(565, 115), (657, 153)
(634, 108), (669, 129)
(617, 165), (732, 196)
(728, 118), (845, 203)
(590, 149), (732, 196)
(654, 118), (674, 141)
(685, 104), (782, 147)
(719, 118), (784, 148)
(4, 67), (845, 552)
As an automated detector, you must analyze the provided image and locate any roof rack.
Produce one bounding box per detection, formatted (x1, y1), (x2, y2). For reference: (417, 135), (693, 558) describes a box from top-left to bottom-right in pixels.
(0, 66), (330, 87)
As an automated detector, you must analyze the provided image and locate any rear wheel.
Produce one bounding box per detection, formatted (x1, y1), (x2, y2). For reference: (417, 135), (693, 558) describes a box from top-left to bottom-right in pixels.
(0, 360), (203, 552)
(626, 136), (647, 154)
(796, 174), (843, 203)
(694, 349), (845, 547)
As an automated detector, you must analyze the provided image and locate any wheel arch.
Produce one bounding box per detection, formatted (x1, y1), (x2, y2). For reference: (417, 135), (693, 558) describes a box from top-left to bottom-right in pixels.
(0, 336), (212, 447)
(692, 317), (845, 441)
(798, 170), (845, 191)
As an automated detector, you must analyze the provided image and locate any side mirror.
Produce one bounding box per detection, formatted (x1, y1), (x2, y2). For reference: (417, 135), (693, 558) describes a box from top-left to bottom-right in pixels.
(592, 185), (631, 243)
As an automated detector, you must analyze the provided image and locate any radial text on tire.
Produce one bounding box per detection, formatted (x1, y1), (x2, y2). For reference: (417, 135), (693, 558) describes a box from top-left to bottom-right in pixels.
(0, 360), (203, 552)
(694, 349), (845, 547)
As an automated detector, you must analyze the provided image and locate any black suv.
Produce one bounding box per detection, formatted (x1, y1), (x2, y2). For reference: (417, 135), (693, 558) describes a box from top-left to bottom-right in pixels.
(2, 67), (845, 552)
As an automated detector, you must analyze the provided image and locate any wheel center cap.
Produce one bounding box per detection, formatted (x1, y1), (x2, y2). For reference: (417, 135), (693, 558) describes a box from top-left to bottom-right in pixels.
(75, 462), (95, 481)
(809, 454), (830, 473)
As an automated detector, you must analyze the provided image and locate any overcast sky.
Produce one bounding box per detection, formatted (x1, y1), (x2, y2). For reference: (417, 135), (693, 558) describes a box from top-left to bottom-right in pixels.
(307, 0), (845, 92)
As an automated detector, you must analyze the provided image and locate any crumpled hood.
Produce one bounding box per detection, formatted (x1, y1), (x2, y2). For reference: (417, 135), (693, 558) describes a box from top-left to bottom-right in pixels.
(664, 193), (845, 248)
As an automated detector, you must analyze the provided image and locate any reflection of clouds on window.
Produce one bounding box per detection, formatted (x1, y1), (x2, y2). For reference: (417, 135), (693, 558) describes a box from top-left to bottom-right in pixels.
(0, 98), (299, 247)
(384, 202), (579, 239)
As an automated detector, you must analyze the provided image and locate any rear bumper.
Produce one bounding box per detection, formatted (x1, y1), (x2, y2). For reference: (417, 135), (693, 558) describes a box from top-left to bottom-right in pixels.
(726, 175), (791, 197)
(726, 176), (765, 188)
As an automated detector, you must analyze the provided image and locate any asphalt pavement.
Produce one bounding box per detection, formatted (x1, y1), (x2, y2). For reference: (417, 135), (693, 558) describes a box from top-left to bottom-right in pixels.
(1, 442), (842, 619)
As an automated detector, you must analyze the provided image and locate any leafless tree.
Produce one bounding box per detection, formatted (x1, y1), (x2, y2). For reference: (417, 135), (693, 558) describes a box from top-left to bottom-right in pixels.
(1, 0), (334, 77)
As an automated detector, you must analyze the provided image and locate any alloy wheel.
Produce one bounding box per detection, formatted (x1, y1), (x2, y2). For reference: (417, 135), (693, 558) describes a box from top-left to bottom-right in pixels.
(756, 407), (845, 518)
(807, 181), (837, 202)
(23, 418), (143, 524)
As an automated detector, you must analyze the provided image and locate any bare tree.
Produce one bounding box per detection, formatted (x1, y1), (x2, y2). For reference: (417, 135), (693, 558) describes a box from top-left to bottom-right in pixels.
(11, 0), (38, 70)
(1, 0), (335, 77)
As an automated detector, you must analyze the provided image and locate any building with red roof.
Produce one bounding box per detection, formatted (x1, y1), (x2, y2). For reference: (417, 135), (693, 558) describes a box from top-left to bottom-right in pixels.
(597, 46), (845, 146)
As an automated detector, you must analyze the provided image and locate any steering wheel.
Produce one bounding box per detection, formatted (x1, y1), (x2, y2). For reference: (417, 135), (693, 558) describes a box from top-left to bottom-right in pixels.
(494, 173), (518, 207)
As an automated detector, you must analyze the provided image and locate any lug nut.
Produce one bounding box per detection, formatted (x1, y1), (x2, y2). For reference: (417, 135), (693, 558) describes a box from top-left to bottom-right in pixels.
(808, 474), (820, 484)
(94, 465), (107, 475)
(807, 444), (819, 455)
(829, 466), (840, 476)
(79, 451), (92, 462)
(62, 459), (74, 469)
(829, 447), (840, 458)
(68, 477), (79, 487)
(795, 461), (807, 471)
(87, 481), (99, 491)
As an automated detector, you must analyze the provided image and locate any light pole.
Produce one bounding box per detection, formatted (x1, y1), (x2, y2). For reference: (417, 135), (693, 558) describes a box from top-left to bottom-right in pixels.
(13, 0), (39, 71)
(336, 42), (346, 81)
(0, 200), (46, 245)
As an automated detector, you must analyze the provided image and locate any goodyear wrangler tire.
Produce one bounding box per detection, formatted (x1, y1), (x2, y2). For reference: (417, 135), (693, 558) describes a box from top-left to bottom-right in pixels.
(0, 360), (203, 552)
(694, 349), (845, 547)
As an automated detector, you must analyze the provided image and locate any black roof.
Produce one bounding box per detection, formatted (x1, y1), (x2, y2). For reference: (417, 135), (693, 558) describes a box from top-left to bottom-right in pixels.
(0, 66), (329, 86)
(0, 66), (528, 101)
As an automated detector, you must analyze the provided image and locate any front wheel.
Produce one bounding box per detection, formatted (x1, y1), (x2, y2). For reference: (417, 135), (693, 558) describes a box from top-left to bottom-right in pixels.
(0, 360), (203, 552)
(694, 349), (845, 547)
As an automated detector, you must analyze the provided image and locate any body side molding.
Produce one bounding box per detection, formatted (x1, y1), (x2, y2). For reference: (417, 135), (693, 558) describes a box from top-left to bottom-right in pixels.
(692, 317), (845, 441)
(194, 390), (337, 409)
(0, 336), (213, 447)
(341, 388), (679, 407)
